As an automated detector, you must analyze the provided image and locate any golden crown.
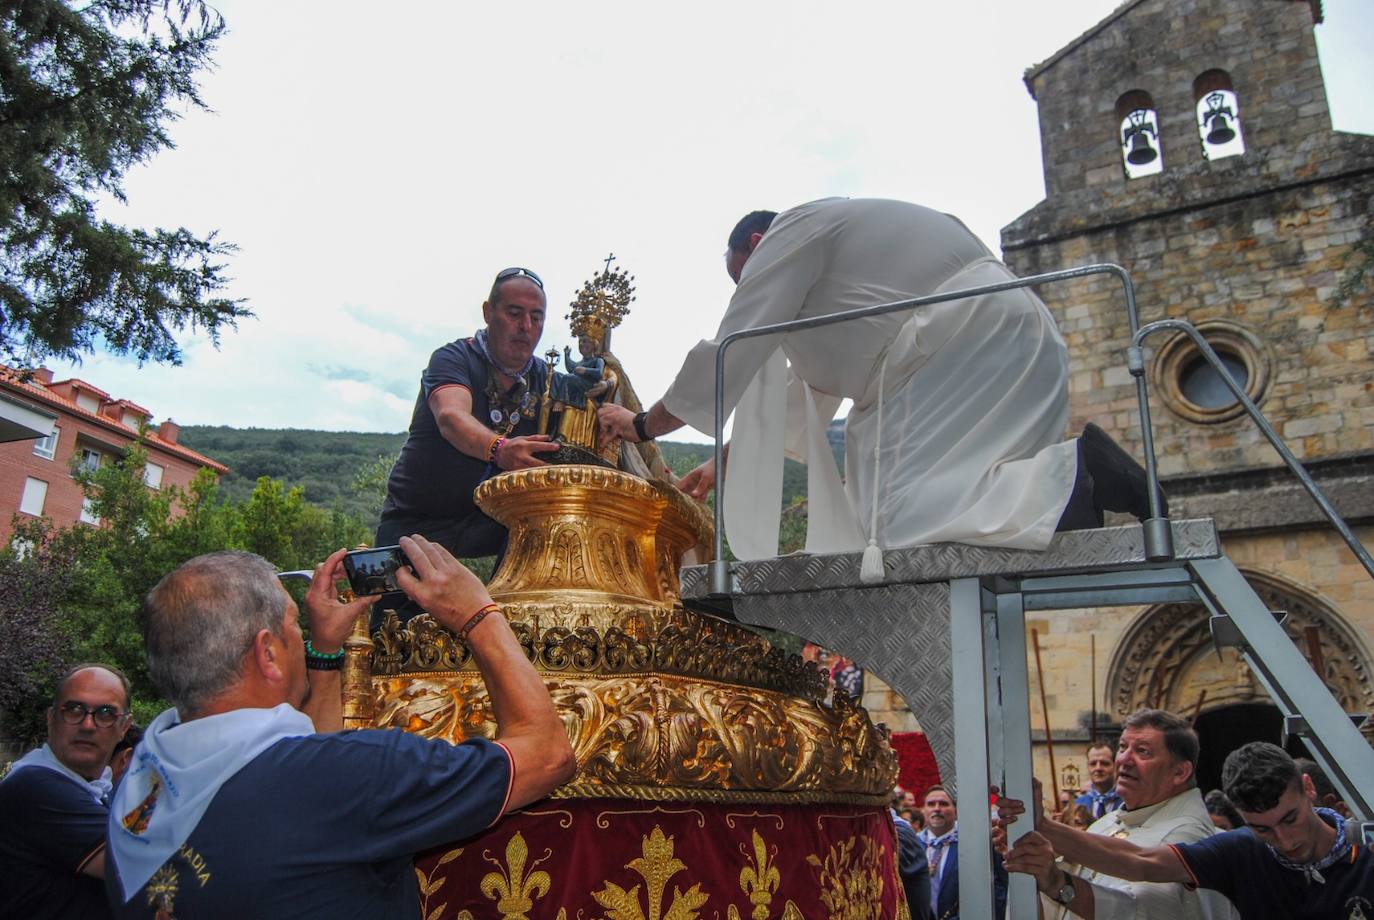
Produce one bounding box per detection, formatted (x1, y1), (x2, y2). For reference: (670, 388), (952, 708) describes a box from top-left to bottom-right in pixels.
(567, 255), (635, 341)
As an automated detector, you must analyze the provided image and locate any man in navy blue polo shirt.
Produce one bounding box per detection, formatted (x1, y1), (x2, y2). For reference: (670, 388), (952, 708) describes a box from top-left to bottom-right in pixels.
(105, 537), (575, 919)
(378, 267), (562, 564)
(0, 663), (131, 919)
(1005, 742), (1372, 919)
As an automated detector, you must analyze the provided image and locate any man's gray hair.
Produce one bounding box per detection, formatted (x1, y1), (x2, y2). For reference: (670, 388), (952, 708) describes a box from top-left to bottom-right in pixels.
(144, 551), (287, 715)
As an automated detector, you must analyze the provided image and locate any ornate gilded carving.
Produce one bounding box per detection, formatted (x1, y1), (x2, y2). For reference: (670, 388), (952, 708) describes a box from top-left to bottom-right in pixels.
(359, 457), (897, 805)
(370, 670), (895, 800)
(370, 611), (829, 702)
(1108, 570), (1374, 718)
(477, 466), (706, 604)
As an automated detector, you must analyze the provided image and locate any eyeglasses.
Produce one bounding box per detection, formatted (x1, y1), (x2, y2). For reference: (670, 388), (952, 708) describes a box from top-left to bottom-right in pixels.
(494, 267), (544, 290)
(56, 700), (127, 728)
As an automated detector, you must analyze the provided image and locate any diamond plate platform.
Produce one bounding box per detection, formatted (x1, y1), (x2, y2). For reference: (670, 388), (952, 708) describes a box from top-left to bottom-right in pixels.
(680, 520), (1220, 787)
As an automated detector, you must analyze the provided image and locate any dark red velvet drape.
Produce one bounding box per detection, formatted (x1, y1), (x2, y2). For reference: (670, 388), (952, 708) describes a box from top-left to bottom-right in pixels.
(415, 799), (906, 919)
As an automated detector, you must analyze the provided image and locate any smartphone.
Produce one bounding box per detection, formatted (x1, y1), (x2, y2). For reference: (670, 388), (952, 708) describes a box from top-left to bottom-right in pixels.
(341, 545), (413, 596)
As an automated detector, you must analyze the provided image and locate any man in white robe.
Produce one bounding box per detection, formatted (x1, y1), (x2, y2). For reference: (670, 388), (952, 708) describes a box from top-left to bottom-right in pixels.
(598, 197), (1152, 560)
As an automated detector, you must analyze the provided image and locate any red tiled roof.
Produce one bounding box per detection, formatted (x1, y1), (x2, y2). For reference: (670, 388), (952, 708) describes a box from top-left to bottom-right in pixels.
(49, 377), (111, 400)
(0, 370), (229, 474)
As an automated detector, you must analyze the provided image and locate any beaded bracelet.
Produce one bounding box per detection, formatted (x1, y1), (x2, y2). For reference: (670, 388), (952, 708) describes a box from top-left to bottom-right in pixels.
(304, 639), (345, 671)
(488, 436), (506, 463)
(458, 603), (500, 644)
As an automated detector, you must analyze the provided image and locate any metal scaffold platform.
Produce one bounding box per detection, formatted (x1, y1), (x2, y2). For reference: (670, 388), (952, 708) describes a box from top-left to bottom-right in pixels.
(680, 263), (1374, 919)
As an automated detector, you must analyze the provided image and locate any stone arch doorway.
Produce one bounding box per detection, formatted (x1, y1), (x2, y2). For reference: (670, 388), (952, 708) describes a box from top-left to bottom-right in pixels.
(1191, 703), (1308, 793)
(1104, 570), (1374, 787)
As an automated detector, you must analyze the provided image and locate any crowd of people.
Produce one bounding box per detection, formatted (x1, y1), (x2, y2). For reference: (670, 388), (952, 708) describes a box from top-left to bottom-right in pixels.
(881, 709), (1369, 920)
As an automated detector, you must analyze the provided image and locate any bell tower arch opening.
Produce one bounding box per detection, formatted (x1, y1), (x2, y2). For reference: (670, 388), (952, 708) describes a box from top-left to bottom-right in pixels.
(1105, 570), (1374, 791)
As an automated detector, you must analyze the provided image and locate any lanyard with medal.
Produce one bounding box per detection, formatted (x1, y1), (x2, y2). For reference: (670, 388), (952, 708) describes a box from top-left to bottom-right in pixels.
(483, 362), (539, 475)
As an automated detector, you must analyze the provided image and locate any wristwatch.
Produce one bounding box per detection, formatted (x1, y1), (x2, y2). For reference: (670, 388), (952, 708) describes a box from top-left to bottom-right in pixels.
(632, 411), (653, 442)
(1052, 872), (1077, 906)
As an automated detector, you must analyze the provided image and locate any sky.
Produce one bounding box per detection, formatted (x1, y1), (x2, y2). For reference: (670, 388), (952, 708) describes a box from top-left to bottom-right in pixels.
(46, 0), (1374, 442)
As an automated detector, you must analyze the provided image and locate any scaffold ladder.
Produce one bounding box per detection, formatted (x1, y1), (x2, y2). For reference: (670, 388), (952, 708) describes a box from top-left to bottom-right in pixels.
(684, 263), (1374, 920)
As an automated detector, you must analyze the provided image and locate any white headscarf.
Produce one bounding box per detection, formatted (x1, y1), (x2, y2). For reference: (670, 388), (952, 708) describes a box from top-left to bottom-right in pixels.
(107, 703), (314, 901)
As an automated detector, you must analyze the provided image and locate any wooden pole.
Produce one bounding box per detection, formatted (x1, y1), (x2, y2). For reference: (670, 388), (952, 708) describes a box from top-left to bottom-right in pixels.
(1090, 634), (1098, 747)
(1032, 628), (1060, 810)
(1191, 689), (1207, 725)
(1304, 626), (1327, 679)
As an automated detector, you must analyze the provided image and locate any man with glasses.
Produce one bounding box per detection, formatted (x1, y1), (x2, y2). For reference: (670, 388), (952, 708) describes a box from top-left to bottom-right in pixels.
(377, 267), (561, 582)
(0, 663), (131, 918)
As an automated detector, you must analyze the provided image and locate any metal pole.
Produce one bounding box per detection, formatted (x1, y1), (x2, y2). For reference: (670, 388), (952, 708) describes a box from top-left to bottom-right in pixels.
(706, 263), (1174, 594)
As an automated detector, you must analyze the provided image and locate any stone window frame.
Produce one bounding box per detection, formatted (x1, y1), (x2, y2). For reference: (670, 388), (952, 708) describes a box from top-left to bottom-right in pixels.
(1151, 318), (1271, 424)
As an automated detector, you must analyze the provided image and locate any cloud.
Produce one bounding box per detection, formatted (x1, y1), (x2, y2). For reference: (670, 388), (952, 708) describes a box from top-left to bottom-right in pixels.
(39, 0), (1373, 440)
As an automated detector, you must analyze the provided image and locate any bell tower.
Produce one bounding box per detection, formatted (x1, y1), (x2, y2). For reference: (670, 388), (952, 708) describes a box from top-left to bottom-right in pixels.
(1000, 0), (1374, 775)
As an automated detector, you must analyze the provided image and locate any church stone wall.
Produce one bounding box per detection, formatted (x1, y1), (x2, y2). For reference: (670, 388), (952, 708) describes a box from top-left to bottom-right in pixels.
(1006, 174), (1374, 476)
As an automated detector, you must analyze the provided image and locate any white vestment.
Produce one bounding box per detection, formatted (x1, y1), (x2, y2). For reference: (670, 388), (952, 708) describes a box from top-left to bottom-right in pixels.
(1054, 788), (1237, 920)
(662, 197), (1078, 559)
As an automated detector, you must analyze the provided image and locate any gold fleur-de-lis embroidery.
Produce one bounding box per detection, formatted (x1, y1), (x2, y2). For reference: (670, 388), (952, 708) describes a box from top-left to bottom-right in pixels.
(739, 831), (780, 920)
(592, 825), (709, 920)
(480, 832), (553, 920)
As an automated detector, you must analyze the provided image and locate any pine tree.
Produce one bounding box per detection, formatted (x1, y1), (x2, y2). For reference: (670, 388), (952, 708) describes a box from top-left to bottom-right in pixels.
(0, 0), (247, 366)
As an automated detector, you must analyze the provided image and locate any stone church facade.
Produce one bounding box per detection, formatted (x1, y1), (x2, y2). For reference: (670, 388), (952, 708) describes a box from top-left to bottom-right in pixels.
(992, 0), (1374, 793)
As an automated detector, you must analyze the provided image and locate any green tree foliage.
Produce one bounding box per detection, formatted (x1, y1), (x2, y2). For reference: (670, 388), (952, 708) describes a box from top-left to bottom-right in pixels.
(0, 522), (77, 739)
(0, 441), (372, 741)
(178, 426), (406, 523)
(0, 0), (247, 366)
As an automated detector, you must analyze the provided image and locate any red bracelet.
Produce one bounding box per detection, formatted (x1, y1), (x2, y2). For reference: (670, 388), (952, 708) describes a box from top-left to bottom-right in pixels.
(488, 436), (505, 463)
(458, 603), (500, 643)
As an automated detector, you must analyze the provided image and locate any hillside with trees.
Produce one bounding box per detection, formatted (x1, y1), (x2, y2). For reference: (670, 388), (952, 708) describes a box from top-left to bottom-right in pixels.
(178, 426), (834, 528)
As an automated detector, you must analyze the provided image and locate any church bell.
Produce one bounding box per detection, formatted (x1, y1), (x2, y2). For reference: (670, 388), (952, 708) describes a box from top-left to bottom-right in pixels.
(1126, 132), (1159, 165)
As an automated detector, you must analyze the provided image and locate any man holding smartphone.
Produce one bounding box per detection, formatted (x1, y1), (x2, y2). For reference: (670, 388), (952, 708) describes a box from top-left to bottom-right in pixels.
(377, 267), (562, 569)
(106, 536), (575, 918)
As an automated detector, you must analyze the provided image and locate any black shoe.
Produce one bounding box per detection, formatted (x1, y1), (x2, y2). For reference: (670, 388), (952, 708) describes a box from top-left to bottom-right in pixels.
(1080, 422), (1167, 522)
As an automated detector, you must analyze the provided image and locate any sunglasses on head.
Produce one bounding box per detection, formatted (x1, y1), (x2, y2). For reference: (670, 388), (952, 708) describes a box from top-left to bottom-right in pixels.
(494, 267), (544, 290)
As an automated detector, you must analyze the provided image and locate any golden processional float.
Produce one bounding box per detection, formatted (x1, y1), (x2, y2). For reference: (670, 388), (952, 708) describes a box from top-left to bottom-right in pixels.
(340, 260), (904, 919)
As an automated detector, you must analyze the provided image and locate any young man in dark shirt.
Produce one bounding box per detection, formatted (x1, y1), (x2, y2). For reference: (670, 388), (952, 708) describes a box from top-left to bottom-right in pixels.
(1005, 741), (1372, 919)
